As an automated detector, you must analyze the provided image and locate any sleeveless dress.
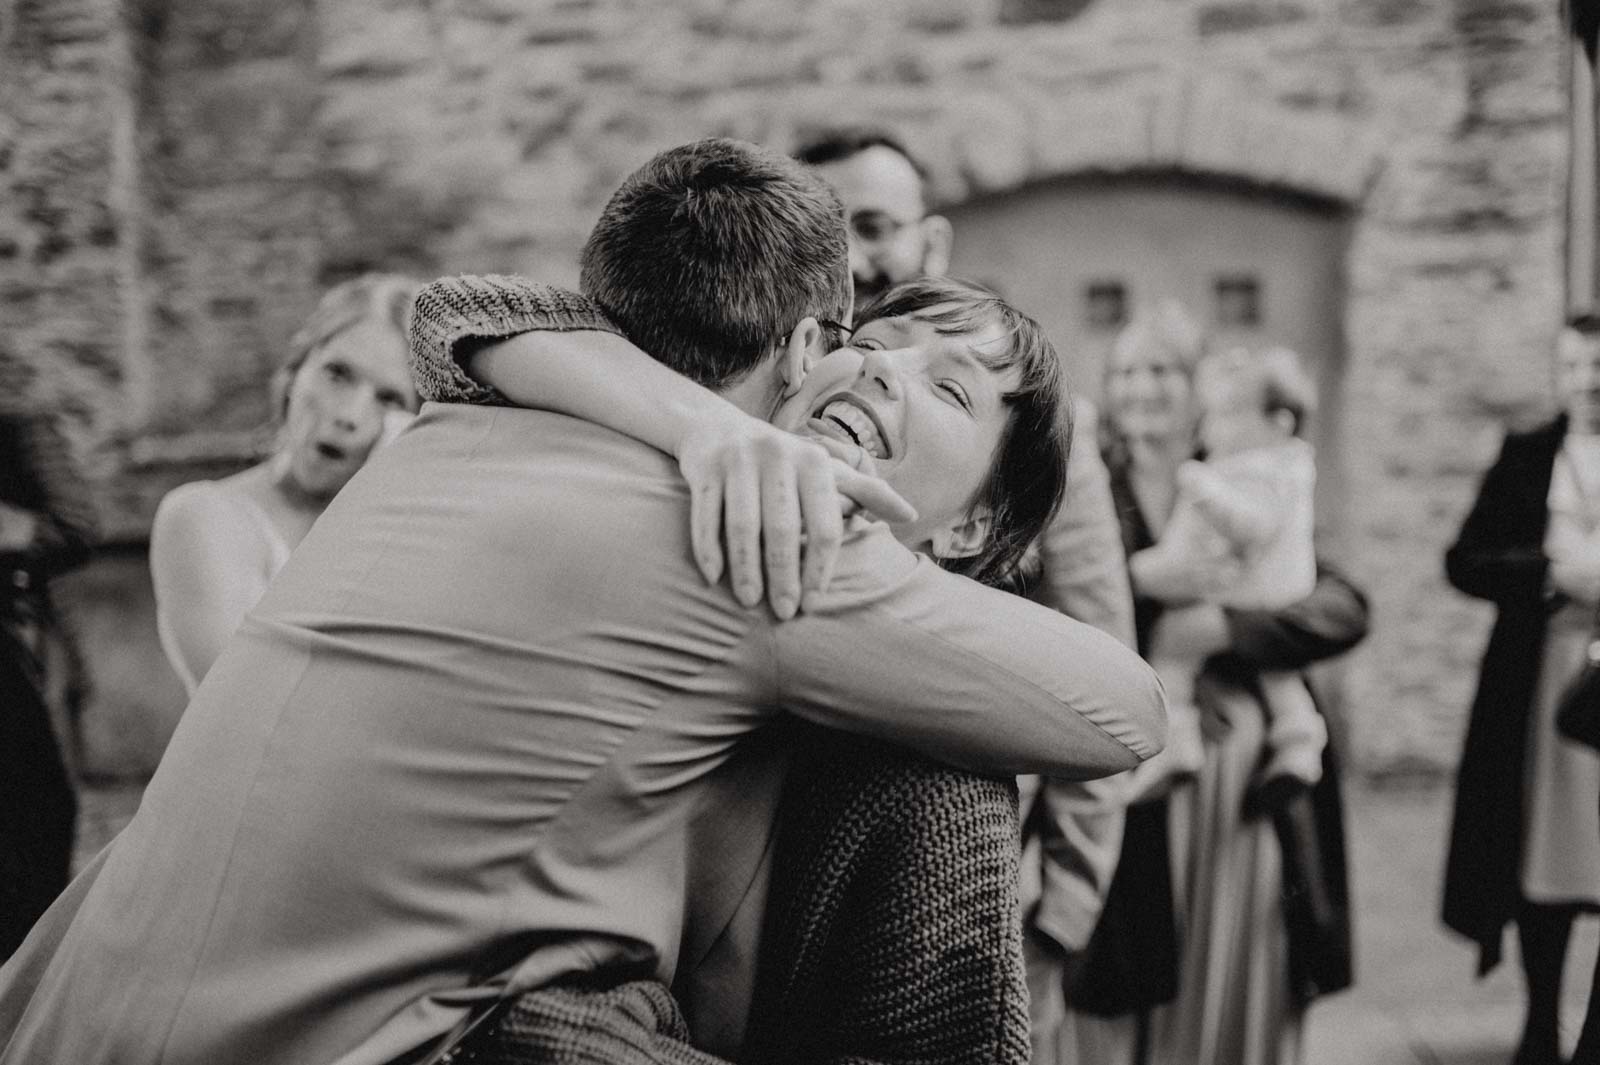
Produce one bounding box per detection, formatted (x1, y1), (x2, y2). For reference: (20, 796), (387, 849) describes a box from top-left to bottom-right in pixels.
(1521, 438), (1600, 907)
(153, 480), (293, 695)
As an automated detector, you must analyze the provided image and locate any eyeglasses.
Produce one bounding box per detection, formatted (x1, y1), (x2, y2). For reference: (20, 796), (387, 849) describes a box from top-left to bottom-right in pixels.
(847, 209), (922, 245)
(816, 319), (853, 351)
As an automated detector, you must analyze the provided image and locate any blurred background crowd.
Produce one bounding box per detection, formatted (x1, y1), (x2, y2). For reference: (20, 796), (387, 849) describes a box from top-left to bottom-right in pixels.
(5, 0), (1600, 1062)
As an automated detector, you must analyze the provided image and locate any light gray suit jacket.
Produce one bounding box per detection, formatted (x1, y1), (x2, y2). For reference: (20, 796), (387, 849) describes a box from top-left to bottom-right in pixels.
(0, 404), (1162, 1065)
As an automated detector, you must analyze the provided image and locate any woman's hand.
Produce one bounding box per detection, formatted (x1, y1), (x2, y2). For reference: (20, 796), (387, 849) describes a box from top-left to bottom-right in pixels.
(677, 416), (915, 620)
(377, 409), (416, 449)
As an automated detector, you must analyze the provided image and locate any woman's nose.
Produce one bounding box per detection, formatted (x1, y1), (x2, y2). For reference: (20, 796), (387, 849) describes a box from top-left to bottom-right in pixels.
(859, 346), (905, 398)
(332, 387), (380, 434)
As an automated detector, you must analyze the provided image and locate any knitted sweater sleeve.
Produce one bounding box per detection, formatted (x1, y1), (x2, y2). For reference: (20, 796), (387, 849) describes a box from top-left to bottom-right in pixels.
(445, 980), (730, 1065)
(408, 274), (625, 406)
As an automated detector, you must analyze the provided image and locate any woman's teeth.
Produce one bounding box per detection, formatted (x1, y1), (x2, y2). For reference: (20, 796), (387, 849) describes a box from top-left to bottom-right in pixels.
(819, 400), (887, 459)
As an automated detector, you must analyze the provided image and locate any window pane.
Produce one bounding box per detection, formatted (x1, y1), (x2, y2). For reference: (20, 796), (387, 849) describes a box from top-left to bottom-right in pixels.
(1085, 280), (1127, 330)
(1215, 274), (1261, 327)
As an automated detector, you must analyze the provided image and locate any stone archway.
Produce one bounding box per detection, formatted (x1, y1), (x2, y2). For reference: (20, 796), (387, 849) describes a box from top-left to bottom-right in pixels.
(925, 71), (1385, 207)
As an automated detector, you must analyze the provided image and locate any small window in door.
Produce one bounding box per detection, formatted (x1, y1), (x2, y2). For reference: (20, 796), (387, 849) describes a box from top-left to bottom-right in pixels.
(1085, 280), (1127, 331)
(999, 0), (1097, 24)
(1215, 274), (1261, 327)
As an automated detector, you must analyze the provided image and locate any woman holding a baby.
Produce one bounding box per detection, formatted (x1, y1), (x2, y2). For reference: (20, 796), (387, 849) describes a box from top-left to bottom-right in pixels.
(1065, 304), (1370, 1065)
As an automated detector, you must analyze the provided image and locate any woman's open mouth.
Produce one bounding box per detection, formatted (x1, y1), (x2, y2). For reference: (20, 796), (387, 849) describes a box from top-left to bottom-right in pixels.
(810, 397), (890, 459)
(316, 442), (348, 462)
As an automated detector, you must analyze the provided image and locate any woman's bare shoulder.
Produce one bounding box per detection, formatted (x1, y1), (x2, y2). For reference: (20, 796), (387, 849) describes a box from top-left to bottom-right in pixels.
(152, 471), (278, 559)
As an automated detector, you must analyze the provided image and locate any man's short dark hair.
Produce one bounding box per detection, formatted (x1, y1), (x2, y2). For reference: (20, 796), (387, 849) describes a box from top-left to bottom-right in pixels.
(580, 138), (851, 390)
(856, 277), (1072, 587)
(792, 126), (929, 184)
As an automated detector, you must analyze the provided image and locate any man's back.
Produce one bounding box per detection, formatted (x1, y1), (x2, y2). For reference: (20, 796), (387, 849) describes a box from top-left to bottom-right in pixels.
(0, 405), (1161, 1065)
(1, 405), (784, 1065)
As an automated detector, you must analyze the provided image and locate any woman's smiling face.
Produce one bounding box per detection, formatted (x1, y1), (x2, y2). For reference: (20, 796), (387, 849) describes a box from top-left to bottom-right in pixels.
(1104, 327), (1196, 448)
(775, 306), (1020, 553)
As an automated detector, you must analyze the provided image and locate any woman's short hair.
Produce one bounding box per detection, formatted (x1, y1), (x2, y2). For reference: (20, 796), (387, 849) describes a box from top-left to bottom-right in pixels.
(273, 273), (423, 419)
(857, 276), (1071, 588)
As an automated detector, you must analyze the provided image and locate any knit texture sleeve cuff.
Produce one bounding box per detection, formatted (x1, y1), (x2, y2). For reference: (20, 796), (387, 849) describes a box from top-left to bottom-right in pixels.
(409, 274), (623, 405)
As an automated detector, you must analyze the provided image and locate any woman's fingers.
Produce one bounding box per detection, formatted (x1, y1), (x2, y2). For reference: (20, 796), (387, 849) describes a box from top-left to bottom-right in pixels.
(833, 465), (917, 524)
(759, 452), (803, 620)
(797, 459), (845, 607)
(683, 427), (914, 617)
(723, 448), (764, 608)
(812, 435), (868, 472)
(689, 472), (726, 587)
(809, 438), (915, 523)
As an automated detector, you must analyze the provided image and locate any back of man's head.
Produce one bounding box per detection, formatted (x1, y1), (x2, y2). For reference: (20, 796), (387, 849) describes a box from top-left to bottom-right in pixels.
(580, 138), (851, 390)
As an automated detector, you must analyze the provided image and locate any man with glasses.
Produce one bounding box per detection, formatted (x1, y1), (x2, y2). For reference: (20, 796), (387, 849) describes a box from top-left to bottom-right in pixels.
(794, 126), (1139, 1065)
(794, 128), (954, 314)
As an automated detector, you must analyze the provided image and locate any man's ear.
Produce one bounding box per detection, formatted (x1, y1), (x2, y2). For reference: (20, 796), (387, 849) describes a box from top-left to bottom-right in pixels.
(780, 317), (827, 399)
(920, 214), (954, 278)
(928, 506), (992, 561)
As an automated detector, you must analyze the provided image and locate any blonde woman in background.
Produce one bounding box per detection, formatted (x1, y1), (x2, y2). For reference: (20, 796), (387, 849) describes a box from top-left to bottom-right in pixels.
(151, 274), (421, 693)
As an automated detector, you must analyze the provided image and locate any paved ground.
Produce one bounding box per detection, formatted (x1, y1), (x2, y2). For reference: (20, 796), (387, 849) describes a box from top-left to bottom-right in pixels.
(75, 778), (1596, 1065)
(1303, 783), (1597, 1065)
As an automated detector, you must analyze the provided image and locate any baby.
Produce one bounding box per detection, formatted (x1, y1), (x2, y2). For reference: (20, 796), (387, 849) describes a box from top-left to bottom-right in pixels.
(1156, 344), (1324, 802)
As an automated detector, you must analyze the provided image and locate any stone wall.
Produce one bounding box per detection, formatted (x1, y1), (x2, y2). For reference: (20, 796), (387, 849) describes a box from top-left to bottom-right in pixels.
(0, 0), (1575, 777)
(0, 0), (129, 490)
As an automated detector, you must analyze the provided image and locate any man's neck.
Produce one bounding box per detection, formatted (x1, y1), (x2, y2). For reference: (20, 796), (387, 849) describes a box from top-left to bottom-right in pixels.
(718, 364), (783, 421)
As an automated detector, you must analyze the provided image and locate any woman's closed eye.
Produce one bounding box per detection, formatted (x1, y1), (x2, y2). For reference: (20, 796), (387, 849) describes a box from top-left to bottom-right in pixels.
(938, 380), (972, 411)
(322, 360), (354, 384)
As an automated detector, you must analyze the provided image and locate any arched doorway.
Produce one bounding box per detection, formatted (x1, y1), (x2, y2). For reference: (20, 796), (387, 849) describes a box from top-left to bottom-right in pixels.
(945, 171), (1353, 539)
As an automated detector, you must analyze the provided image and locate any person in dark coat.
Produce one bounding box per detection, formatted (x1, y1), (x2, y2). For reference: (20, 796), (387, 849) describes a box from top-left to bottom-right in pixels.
(0, 383), (94, 960)
(1443, 313), (1600, 1065)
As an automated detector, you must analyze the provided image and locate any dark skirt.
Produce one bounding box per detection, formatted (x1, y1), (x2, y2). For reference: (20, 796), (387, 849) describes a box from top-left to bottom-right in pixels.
(0, 628), (76, 960)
